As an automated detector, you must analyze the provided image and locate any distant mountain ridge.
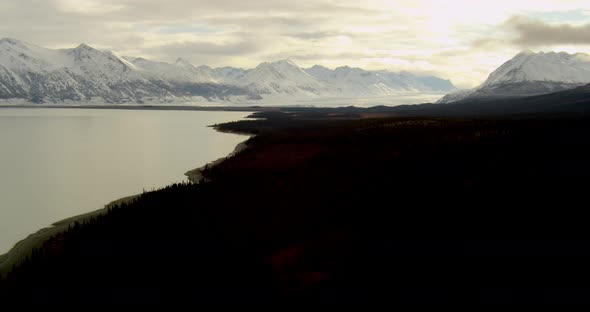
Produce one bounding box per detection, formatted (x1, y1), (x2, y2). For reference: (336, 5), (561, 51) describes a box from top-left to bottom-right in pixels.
(438, 51), (590, 104)
(0, 39), (256, 104)
(305, 65), (456, 96)
(0, 38), (456, 104)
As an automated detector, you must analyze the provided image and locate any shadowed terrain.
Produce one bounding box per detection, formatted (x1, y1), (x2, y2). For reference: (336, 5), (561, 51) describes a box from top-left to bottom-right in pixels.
(2, 108), (590, 304)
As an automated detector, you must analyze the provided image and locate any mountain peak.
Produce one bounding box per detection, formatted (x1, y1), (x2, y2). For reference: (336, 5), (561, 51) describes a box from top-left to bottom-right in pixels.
(335, 65), (363, 73)
(75, 43), (94, 50)
(309, 64), (331, 70)
(0, 38), (37, 50)
(0, 38), (23, 45)
(518, 49), (535, 56)
(272, 59), (298, 67)
(482, 50), (590, 87)
(438, 49), (590, 103)
(0, 38), (459, 104)
(175, 57), (193, 66)
(196, 65), (213, 70)
(256, 59), (302, 72)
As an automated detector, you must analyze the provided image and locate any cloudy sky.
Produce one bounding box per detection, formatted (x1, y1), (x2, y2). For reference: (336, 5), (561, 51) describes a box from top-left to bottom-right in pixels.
(2, 0), (590, 88)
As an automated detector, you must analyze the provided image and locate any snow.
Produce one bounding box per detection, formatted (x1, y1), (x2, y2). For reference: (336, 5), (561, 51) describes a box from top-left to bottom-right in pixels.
(483, 51), (590, 87)
(438, 50), (590, 103)
(211, 66), (247, 82)
(0, 38), (73, 72)
(305, 65), (456, 96)
(174, 58), (217, 83)
(130, 57), (216, 83)
(234, 59), (326, 95)
(0, 38), (457, 105)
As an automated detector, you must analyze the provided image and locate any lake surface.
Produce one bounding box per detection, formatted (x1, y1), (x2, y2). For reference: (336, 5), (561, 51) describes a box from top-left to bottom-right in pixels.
(0, 108), (250, 254)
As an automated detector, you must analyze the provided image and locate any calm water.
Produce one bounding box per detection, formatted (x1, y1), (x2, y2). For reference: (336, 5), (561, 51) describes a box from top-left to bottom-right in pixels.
(0, 108), (250, 254)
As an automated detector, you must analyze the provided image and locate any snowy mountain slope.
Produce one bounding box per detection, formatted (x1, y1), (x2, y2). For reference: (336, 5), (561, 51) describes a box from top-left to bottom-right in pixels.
(207, 61), (455, 99)
(482, 51), (590, 86)
(438, 51), (590, 104)
(380, 71), (457, 92)
(207, 60), (328, 96)
(307, 65), (399, 96)
(131, 57), (217, 83)
(0, 38), (73, 72)
(237, 60), (327, 95)
(305, 65), (456, 96)
(176, 58), (217, 83)
(210, 66), (247, 83)
(0, 39), (253, 103)
(208, 61), (326, 96)
(0, 38), (456, 104)
(0, 39), (88, 102)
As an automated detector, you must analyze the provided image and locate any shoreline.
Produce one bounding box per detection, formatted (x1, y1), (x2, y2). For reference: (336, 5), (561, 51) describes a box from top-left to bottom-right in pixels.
(185, 138), (251, 183)
(0, 194), (140, 277)
(0, 129), (253, 278)
(0, 104), (281, 112)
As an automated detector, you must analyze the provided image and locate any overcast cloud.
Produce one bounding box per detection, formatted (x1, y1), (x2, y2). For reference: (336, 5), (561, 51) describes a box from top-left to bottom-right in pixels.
(507, 16), (590, 46)
(2, 0), (590, 88)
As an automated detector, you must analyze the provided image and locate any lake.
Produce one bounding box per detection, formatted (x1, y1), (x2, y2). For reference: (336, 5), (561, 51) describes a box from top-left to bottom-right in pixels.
(0, 108), (250, 254)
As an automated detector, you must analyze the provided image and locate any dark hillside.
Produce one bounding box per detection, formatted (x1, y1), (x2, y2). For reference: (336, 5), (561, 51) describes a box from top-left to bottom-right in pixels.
(2, 111), (590, 304)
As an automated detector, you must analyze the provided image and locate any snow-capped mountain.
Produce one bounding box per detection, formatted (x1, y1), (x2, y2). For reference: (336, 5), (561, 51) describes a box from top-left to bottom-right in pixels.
(0, 38), (456, 105)
(438, 51), (590, 104)
(130, 57), (216, 83)
(305, 65), (456, 96)
(307, 65), (399, 96)
(0, 38), (148, 103)
(232, 60), (327, 95)
(210, 62), (455, 98)
(207, 61), (328, 96)
(210, 66), (247, 82)
(0, 38), (253, 103)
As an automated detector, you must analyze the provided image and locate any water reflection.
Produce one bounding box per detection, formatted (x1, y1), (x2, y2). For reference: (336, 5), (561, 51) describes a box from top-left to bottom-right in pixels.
(0, 108), (250, 254)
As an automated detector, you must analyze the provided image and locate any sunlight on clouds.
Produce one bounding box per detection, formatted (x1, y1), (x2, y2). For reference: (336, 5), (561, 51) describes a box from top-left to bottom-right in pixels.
(6, 0), (590, 88)
(363, 57), (436, 72)
(55, 0), (126, 14)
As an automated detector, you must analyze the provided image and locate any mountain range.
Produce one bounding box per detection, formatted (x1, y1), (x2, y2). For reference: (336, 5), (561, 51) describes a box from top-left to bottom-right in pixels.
(438, 50), (590, 104)
(0, 38), (456, 104)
